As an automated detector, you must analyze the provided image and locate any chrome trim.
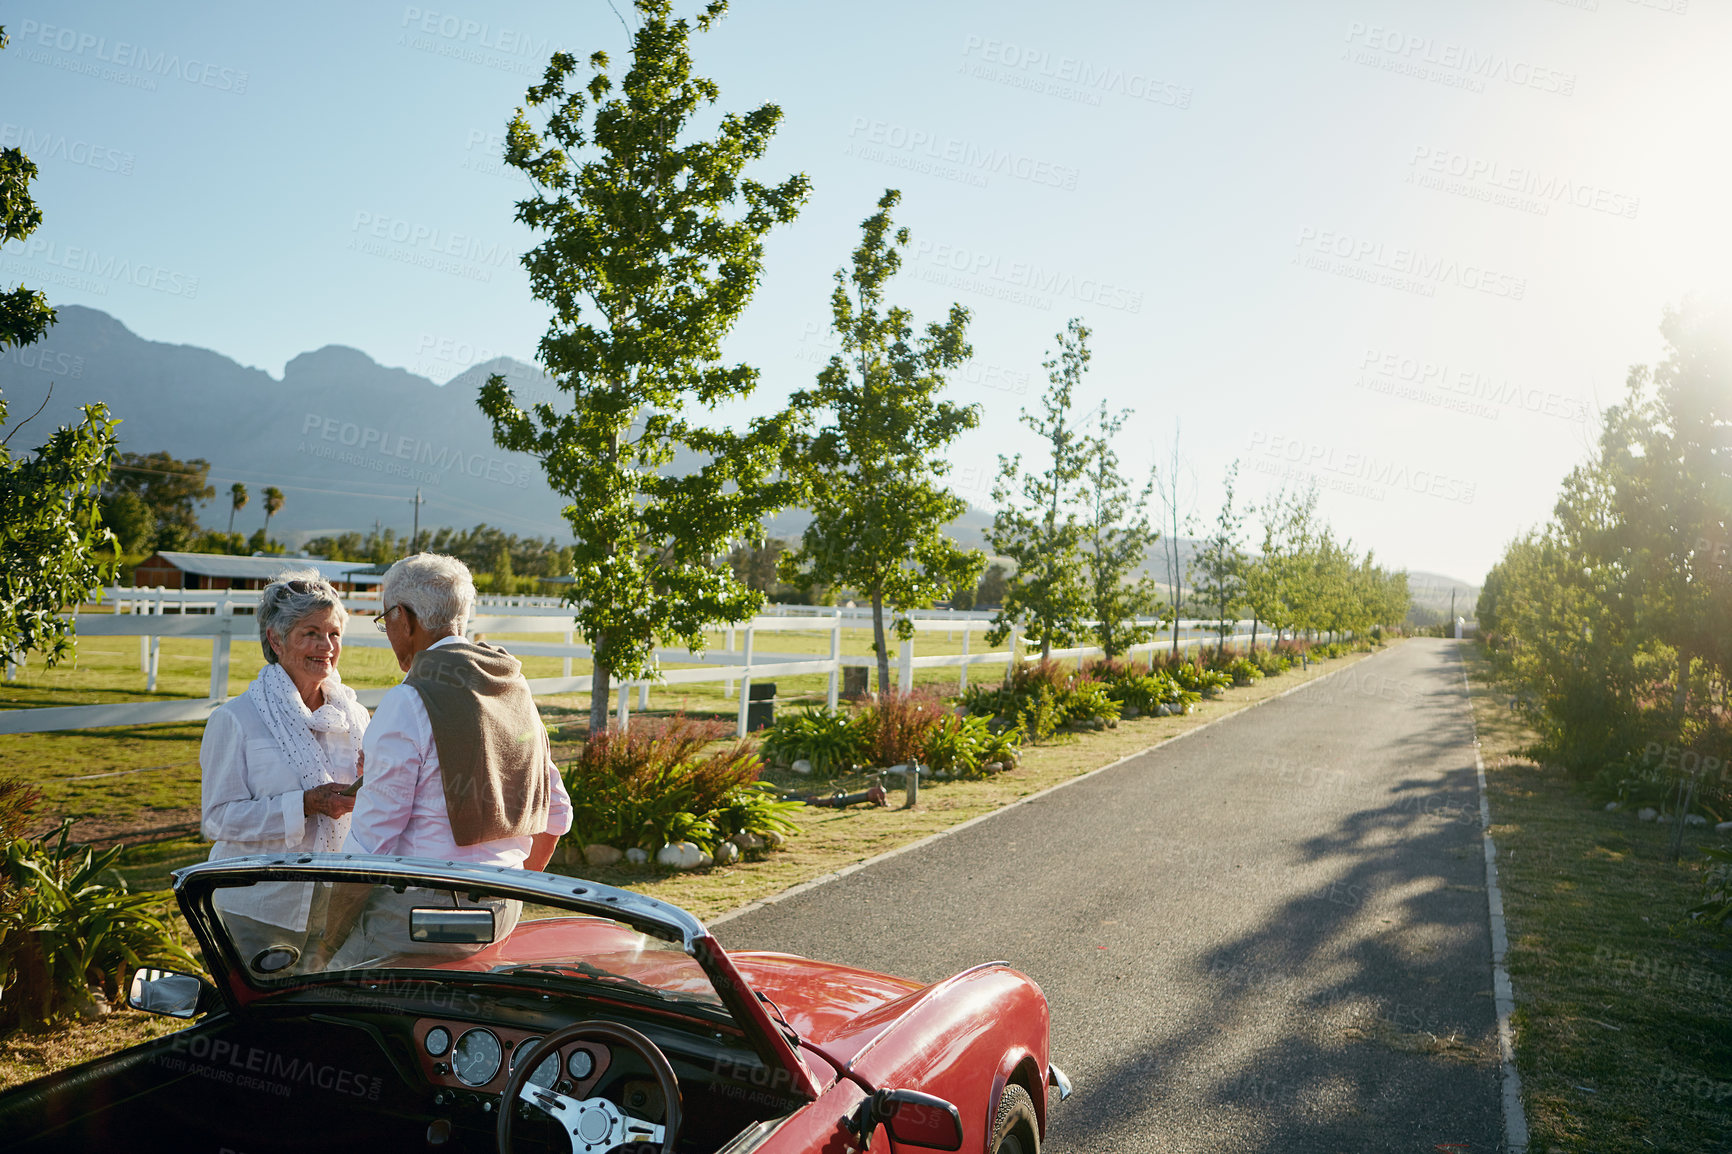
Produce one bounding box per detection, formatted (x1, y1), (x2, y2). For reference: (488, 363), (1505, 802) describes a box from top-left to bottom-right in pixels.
(172, 853), (706, 947)
(1047, 1063), (1072, 1102)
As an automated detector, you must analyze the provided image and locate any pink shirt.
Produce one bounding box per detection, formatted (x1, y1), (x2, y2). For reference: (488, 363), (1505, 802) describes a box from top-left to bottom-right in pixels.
(343, 637), (572, 869)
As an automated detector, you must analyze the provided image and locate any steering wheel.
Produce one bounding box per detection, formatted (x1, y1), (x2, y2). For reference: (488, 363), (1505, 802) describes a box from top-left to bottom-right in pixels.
(496, 1020), (682, 1154)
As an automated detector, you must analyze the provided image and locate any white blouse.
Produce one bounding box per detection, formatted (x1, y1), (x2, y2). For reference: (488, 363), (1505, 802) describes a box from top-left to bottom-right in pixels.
(200, 693), (361, 931)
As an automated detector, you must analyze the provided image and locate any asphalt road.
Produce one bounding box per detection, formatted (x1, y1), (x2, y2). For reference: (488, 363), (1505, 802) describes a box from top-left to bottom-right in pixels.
(714, 639), (1503, 1153)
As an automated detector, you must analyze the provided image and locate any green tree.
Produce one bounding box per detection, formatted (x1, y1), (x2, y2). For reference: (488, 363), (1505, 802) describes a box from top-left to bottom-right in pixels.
(1189, 460), (1247, 654)
(227, 482), (248, 536)
(780, 190), (982, 695)
(0, 24), (119, 666)
(729, 537), (786, 595)
(1152, 423), (1196, 654)
(479, 0), (810, 733)
(103, 451), (215, 552)
(260, 485), (285, 540)
(975, 562), (1009, 609)
(989, 319), (1093, 661)
(1080, 400), (1163, 656)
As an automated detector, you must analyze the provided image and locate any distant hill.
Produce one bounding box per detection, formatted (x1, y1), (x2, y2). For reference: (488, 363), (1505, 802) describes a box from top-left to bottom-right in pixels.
(2, 307), (1479, 605)
(0, 306), (574, 540)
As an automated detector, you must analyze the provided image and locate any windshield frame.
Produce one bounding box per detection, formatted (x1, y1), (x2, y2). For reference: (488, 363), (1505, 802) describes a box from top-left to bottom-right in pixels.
(171, 853), (824, 1100)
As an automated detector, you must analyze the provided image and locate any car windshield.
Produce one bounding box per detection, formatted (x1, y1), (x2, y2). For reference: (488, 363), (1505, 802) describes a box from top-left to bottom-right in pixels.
(204, 875), (726, 1011)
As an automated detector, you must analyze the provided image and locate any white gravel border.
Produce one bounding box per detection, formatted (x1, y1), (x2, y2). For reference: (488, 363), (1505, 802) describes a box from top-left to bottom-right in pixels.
(1461, 662), (1530, 1154)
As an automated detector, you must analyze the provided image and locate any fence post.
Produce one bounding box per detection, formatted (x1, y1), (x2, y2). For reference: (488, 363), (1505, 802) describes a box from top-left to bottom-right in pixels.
(724, 625), (736, 698)
(735, 626), (754, 738)
(209, 594), (233, 703)
(826, 612), (841, 711)
(617, 680), (631, 731)
(638, 680), (649, 712)
(563, 629), (573, 678)
(958, 626), (970, 692)
(898, 635), (913, 694)
(147, 590), (163, 692)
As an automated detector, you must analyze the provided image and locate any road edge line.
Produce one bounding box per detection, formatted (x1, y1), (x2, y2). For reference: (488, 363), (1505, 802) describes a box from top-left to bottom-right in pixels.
(711, 645), (1391, 928)
(1459, 650), (1530, 1154)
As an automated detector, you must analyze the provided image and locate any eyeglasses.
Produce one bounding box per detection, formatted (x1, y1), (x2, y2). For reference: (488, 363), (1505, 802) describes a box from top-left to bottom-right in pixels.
(374, 603), (411, 632)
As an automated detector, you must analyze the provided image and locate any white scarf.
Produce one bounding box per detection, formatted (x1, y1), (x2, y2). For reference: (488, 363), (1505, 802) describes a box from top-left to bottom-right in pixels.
(248, 661), (366, 852)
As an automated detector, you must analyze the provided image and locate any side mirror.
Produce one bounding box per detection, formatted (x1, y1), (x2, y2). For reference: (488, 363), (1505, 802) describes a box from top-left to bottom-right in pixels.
(128, 968), (218, 1019)
(852, 1088), (962, 1151)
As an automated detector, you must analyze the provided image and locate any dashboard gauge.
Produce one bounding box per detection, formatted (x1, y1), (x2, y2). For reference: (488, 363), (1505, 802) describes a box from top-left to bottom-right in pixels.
(566, 1048), (595, 1080)
(452, 1029), (502, 1087)
(424, 1027), (451, 1058)
(512, 1038), (561, 1090)
(527, 1051), (560, 1090)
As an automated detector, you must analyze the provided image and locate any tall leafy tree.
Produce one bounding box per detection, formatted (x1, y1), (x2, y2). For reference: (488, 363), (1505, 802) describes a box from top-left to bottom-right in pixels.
(0, 24), (119, 667)
(780, 190), (982, 695)
(103, 451), (215, 552)
(1080, 400), (1163, 656)
(227, 482), (248, 536)
(479, 0), (810, 732)
(989, 319), (1093, 661)
(1189, 460), (1247, 654)
(261, 485), (285, 539)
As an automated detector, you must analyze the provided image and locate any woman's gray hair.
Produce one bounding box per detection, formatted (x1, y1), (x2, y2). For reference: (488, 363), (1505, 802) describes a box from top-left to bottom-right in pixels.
(257, 569), (347, 663)
(381, 553), (474, 637)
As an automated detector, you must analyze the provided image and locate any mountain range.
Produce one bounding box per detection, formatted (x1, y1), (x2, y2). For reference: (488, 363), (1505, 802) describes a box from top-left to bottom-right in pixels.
(1, 306), (1477, 612)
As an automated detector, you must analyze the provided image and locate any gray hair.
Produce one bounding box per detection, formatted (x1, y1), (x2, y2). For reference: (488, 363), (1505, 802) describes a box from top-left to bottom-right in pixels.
(257, 569), (347, 663)
(381, 553), (474, 637)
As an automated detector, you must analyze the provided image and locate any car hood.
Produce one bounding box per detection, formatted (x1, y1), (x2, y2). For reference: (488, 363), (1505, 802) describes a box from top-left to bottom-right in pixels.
(729, 951), (930, 1068)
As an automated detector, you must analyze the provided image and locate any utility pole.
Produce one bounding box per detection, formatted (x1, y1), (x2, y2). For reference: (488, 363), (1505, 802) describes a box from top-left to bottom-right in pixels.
(410, 488), (424, 555)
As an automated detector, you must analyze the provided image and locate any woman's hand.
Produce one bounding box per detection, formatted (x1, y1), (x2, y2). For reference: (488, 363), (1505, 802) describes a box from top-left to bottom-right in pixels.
(303, 782), (357, 820)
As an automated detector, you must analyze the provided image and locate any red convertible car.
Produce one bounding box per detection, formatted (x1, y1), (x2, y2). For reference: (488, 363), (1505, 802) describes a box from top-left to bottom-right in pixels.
(0, 854), (1069, 1153)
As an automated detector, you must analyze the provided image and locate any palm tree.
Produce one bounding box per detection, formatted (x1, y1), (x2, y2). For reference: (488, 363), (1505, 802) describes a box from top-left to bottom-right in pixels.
(227, 482), (248, 537)
(261, 486), (284, 540)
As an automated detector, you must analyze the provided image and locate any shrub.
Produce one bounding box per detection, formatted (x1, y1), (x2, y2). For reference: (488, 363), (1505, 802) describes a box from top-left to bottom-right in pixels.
(1250, 647), (1291, 677)
(861, 690), (950, 769)
(562, 715), (797, 856)
(760, 706), (870, 777)
(1222, 656), (1263, 686)
(1016, 686), (1064, 745)
(1062, 679), (1120, 727)
(0, 819), (198, 1031)
(1172, 661), (1231, 696)
(1690, 843), (1732, 931)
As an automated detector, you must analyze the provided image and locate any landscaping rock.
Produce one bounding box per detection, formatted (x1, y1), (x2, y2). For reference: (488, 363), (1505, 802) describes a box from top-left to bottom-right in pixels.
(1717, 821), (1732, 835)
(984, 761), (1006, 774)
(1658, 814), (1673, 824)
(791, 758), (813, 775)
(583, 844), (623, 867)
(1637, 808), (1658, 822)
(1122, 706), (1141, 719)
(1685, 814), (1708, 827)
(730, 831), (765, 852)
(1604, 802), (1621, 811)
(656, 841), (706, 870)
(625, 847), (649, 865)
(764, 830), (787, 850)
(713, 841), (741, 866)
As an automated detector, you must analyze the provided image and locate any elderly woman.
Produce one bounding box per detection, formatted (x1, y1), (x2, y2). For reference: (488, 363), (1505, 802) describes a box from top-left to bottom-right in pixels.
(199, 571), (369, 969)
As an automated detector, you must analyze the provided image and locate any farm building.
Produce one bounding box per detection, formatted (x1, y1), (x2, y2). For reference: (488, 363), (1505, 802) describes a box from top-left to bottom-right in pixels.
(129, 552), (384, 592)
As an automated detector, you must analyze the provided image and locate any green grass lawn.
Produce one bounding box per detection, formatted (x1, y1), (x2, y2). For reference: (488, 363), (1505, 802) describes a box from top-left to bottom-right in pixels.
(1461, 641), (1732, 1154)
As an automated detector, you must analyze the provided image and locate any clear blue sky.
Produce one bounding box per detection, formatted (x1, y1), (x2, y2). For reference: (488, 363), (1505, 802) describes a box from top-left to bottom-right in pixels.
(3, 0), (1726, 582)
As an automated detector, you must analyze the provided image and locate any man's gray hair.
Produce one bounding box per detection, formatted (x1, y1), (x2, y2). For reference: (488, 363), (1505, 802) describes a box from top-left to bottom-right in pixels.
(257, 570), (347, 663)
(382, 553), (474, 637)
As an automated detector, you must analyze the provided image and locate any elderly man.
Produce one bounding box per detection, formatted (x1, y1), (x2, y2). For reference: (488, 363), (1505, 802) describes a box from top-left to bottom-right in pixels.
(345, 552), (571, 868)
(316, 554), (570, 967)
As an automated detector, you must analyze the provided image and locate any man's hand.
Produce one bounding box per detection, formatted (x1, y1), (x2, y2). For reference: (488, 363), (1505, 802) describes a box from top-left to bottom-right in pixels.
(304, 782), (358, 819)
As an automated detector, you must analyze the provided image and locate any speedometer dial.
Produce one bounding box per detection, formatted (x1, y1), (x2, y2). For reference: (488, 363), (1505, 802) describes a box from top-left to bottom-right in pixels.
(512, 1037), (560, 1090)
(452, 1028), (502, 1087)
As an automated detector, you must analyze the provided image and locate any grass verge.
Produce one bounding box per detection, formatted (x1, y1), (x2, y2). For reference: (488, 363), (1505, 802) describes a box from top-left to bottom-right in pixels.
(1460, 641), (1732, 1154)
(0, 642), (1388, 1091)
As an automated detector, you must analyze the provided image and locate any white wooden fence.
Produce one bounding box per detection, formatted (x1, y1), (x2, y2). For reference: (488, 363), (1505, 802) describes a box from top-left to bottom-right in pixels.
(0, 587), (1270, 737)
